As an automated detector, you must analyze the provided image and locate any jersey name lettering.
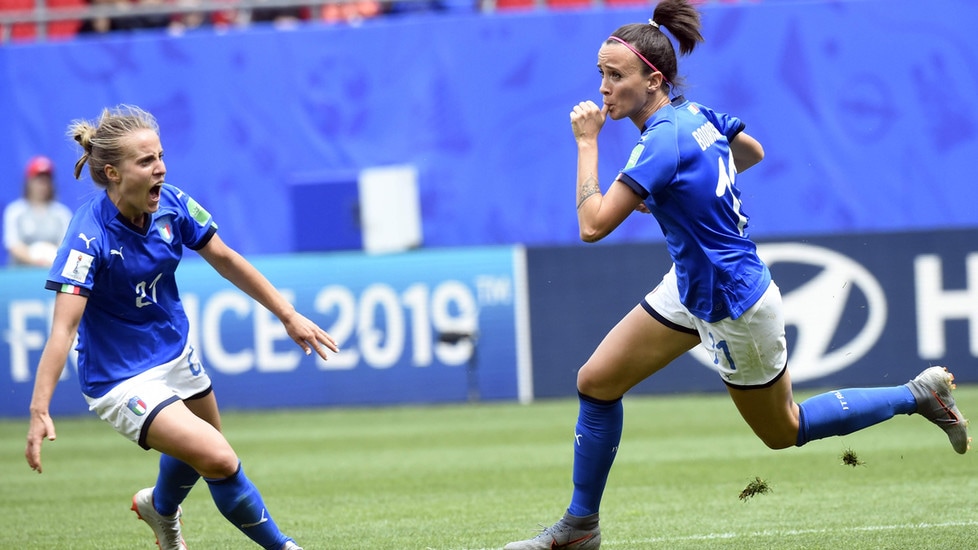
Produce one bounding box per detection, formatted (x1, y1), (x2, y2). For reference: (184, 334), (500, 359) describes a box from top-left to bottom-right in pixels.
(691, 121), (723, 152)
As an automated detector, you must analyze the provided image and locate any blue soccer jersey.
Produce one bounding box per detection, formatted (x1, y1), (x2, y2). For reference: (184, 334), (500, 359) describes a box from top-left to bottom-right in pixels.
(616, 96), (770, 322)
(45, 184), (217, 398)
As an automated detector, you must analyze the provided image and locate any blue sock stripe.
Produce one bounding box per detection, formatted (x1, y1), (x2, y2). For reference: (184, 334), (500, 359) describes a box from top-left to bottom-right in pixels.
(796, 386), (916, 446)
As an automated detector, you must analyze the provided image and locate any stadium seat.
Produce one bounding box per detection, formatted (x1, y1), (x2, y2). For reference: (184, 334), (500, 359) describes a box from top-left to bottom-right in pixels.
(546, 0), (591, 10)
(490, 0), (536, 11)
(0, 0), (85, 41)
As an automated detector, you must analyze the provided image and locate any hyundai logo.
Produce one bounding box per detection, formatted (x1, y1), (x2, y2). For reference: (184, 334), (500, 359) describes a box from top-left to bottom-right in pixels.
(691, 242), (887, 383)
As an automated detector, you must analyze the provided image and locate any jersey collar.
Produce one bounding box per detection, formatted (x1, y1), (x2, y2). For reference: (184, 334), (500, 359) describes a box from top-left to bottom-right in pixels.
(640, 95), (687, 134)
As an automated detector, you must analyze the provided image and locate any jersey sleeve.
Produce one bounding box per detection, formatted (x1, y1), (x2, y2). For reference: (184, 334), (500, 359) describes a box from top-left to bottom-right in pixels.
(44, 211), (101, 297)
(694, 102), (746, 141)
(617, 123), (681, 199)
(169, 185), (218, 250)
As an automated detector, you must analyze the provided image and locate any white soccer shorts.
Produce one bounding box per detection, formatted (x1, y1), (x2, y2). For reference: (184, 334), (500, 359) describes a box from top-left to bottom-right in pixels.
(84, 345), (212, 449)
(643, 266), (788, 388)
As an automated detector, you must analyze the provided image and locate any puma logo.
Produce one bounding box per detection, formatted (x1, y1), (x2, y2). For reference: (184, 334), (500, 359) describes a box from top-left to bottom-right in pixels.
(78, 233), (96, 249)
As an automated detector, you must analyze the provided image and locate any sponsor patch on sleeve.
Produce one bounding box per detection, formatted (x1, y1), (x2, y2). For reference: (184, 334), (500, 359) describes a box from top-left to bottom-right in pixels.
(61, 249), (95, 283)
(186, 197), (212, 227)
(624, 143), (645, 170)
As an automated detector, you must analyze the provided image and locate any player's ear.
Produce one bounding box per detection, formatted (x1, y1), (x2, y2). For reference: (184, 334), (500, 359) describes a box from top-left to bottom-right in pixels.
(647, 72), (664, 94)
(104, 164), (119, 184)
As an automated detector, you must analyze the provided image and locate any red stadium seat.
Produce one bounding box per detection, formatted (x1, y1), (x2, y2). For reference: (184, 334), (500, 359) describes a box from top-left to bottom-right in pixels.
(546, 0), (590, 10)
(0, 0), (85, 41)
(492, 0), (535, 10)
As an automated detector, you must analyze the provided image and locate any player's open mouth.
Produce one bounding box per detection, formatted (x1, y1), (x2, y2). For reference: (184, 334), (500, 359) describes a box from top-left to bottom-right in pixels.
(149, 183), (163, 202)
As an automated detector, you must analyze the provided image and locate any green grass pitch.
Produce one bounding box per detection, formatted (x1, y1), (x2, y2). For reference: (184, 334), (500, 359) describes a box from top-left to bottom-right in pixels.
(3, 386), (977, 549)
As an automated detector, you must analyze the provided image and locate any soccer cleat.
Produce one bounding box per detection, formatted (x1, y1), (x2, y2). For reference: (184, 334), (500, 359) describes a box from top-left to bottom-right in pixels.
(906, 366), (971, 454)
(131, 487), (188, 550)
(504, 512), (601, 550)
(281, 541), (303, 550)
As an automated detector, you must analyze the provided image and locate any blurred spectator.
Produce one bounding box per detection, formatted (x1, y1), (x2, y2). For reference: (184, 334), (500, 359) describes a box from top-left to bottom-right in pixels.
(168, 0), (242, 33)
(320, 0), (380, 24)
(77, 0), (130, 33)
(168, 0), (210, 32)
(77, 0), (171, 34)
(128, 0), (175, 30)
(249, 0), (307, 27)
(3, 156), (74, 268)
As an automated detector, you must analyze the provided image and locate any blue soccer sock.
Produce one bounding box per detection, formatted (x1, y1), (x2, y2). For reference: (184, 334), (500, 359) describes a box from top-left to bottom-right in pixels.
(153, 454), (201, 515)
(566, 392), (623, 518)
(796, 386), (917, 446)
(205, 462), (288, 550)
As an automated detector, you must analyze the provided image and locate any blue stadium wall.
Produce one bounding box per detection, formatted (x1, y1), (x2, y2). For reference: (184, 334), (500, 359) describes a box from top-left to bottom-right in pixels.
(1, 0), (977, 416)
(1, 0), (976, 257)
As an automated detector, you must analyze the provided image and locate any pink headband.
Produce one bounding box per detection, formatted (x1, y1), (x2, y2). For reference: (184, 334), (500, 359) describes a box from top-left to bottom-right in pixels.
(607, 35), (670, 84)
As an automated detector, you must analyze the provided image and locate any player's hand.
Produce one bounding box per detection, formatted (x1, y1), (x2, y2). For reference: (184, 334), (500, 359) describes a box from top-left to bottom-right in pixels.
(282, 310), (339, 360)
(570, 101), (608, 142)
(25, 410), (56, 473)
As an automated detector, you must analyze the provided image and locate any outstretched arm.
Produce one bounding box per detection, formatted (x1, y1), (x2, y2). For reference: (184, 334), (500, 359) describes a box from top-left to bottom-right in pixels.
(26, 291), (86, 473)
(197, 234), (338, 358)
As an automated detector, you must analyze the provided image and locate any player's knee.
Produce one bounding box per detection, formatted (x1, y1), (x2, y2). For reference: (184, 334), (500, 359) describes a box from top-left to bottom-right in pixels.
(576, 365), (624, 400)
(193, 446), (240, 478)
(576, 365), (604, 396)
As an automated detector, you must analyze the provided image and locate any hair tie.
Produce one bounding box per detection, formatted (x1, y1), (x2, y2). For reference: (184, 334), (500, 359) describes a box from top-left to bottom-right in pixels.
(649, 19), (659, 29)
(607, 35), (671, 84)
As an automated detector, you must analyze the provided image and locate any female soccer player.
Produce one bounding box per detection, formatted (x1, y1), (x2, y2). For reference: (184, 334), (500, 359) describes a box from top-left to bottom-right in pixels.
(503, 1), (970, 548)
(24, 105), (338, 550)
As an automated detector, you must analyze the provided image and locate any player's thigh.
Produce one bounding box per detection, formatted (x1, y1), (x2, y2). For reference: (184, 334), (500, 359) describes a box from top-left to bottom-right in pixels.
(184, 390), (222, 432)
(726, 370), (800, 450)
(579, 304), (700, 399)
(145, 400), (239, 478)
